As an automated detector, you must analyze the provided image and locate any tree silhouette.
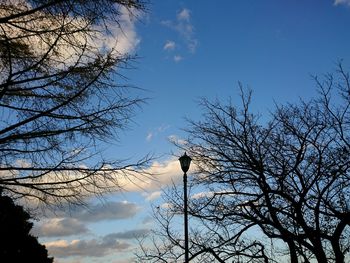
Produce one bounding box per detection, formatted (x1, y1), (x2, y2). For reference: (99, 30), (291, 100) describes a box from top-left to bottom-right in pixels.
(138, 65), (350, 263)
(0, 0), (150, 207)
(0, 190), (53, 262)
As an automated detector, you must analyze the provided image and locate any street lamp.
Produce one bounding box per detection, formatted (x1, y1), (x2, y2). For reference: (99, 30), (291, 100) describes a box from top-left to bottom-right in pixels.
(179, 152), (191, 263)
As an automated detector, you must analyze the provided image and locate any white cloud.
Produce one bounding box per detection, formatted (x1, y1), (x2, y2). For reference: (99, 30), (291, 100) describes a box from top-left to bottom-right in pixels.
(45, 238), (130, 258)
(14, 168), (144, 210)
(160, 202), (173, 209)
(21, 155), (186, 209)
(34, 201), (141, 239)
(145, 124), (170, 142)
(164, 40), (176, 50)
(45, 229), (147, 259)
(116, 157), (186, 193)
(158, 124), (170, 132)
(146, 132), (153, 141)
(95, 6), (141, 56)
(191, 191), (214, 200)
(177, 8), (191, 21)
(0, 3), (140, 69)
(143, 191), (162, 201)
(37, 155), (194, 260)
(168, 134), (187, 145)
(334, 0), (350, 6)
(162, 8), (198, 54)
(33, 218), (88, 237)
(174, 55), (183, 62)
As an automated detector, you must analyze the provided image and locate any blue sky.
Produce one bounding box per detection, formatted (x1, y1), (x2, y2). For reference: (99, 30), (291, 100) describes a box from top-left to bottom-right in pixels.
(33, 1), (350, 262)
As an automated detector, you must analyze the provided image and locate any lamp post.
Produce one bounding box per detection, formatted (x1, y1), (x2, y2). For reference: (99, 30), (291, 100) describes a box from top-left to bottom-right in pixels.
(179, 152), (191, 263)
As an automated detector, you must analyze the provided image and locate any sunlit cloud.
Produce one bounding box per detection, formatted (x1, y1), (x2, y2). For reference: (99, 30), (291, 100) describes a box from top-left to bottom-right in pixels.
(33, 218), (88, 237)
(168, 134), (188, 145)
(96, 6), (141, 56)
(33, 156), (196, 261)
(34, 201), (141, 241)
(0, 3), (140, 68)
(164, 40), (176, 50)
(45, 238), (130, 258)
(334, 0), (350, 6)
(143, 191), (162, 201)
(116, 141), (196, 196)
(45, 228), (147, 259)
(21, 155), (183, 209)
(160, 202), (173, 209)
(118, 158), (183, 192)
(191, 191), (215, 200)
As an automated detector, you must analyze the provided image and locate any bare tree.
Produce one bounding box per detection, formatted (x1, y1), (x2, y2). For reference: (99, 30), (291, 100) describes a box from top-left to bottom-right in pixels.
(137, 183), (274, 263)
(138, 65), (350, 263)
(0, 0), (151, 207)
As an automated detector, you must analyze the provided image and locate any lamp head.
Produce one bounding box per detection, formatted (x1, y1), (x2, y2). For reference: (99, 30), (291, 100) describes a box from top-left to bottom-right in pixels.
(179, 152), (192, 173)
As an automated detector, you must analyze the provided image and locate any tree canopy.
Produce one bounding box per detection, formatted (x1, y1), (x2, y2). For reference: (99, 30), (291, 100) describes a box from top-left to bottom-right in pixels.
(138, 65), (350, 263)
(0, 0), (150, 207)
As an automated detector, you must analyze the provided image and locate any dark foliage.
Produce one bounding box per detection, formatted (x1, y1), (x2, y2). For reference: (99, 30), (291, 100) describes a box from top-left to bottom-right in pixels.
(0, 190), (53, 262)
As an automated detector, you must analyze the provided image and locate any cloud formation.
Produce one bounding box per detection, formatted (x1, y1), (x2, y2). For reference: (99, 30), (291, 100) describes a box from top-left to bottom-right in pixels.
(143, 190), (162, 201)
(168, 134), (188, 145)
(177, 8), (191, 21)
(75, 201), (140, 222)
(164, 40), (176, 50)
(45, 229), (148, 258)
(145, 124), (170, 142)
(45, 238), (130, 258)
(174, 55), (183, 62)
(37, 155), (191, 260)
(104, 228), (149, 240)
(146, 132), (153, 141)
(334, 0), (350, 6)
(162, 8), (198, 55)
(1, 3), (140, 68)
(33, 218), (88, 237)
(45, 201), (140, 222)
(34, 201), (140, 239)
(117, 157), (185, 192)
(96, 6), (141, 56)
(35, 155), (194, 263)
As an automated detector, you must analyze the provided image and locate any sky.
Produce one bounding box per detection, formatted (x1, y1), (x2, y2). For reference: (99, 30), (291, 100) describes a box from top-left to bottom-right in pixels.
(32, 1), (350, 262)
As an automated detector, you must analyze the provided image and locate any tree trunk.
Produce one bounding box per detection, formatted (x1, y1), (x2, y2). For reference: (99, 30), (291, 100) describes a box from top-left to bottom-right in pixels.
(311, 239), (328, 263)
(287, 241), (298, 263)
(331, 239), (345, 263)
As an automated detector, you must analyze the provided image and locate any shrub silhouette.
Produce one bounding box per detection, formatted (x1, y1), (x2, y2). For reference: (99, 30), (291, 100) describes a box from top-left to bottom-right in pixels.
(0, 192), (53, 263)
